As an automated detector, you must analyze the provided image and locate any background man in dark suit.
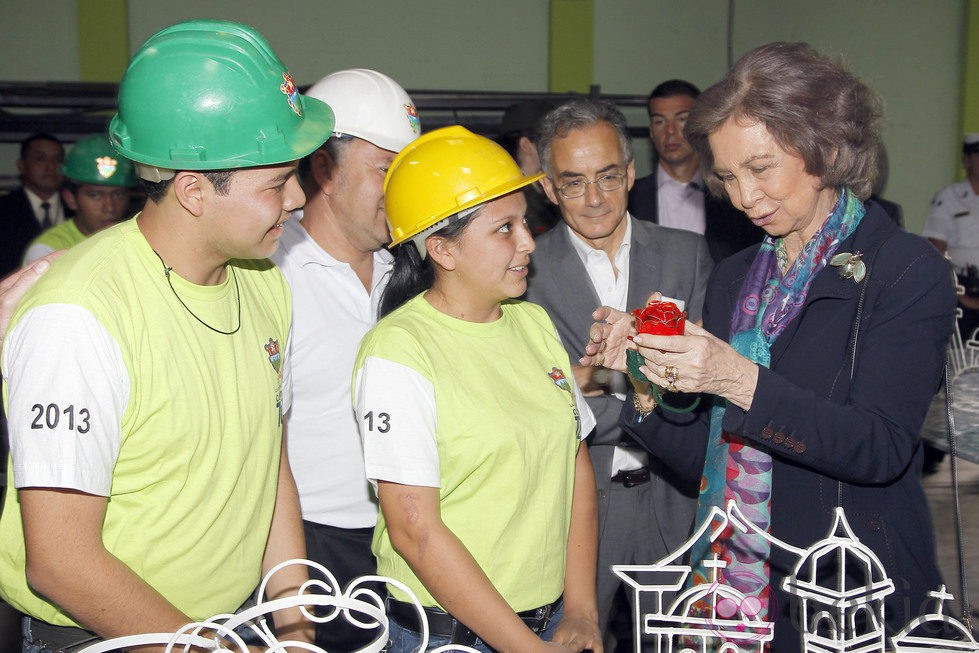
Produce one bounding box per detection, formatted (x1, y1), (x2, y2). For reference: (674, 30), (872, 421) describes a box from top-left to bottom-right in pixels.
(0, 133), (69, 277)
(497, 100), (564, 236)
(628, 80), (763, 263)
(525, 99), (713, 650)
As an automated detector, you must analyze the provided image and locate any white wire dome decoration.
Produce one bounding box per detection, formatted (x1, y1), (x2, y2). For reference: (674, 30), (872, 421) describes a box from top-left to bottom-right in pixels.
(76, 559), (480, 653)
(613, 500), (978, 653)
(78, 502), (977, 652)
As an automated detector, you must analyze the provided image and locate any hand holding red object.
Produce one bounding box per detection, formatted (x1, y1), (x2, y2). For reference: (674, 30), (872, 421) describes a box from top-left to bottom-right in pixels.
(632, 300), (686, 336)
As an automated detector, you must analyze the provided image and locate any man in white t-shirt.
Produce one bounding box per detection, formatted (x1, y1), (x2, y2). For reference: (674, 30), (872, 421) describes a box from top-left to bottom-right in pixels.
(270, 69), (420, 651)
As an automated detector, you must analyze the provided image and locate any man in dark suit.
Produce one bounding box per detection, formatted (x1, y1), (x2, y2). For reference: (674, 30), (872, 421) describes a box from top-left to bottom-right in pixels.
(628, 80), (763, 263)
(0, 133), (69, 277)
(525, 99), (713, 649)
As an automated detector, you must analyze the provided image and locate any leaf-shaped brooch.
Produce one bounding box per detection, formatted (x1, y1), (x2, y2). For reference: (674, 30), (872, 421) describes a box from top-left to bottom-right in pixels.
(830, 251), (866, 283)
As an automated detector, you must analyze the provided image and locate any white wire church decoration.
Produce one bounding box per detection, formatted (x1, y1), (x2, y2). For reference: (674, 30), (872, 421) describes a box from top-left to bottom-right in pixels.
(614, 500), (977, 653)
(79, 501), (976, 652)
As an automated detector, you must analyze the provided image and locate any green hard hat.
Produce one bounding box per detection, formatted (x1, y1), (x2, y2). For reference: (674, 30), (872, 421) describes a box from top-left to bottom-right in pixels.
(108, 19), (334, 172)
(62, 134), (137, 187)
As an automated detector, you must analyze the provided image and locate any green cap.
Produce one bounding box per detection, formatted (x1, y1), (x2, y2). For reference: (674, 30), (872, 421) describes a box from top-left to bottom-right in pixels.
(63, 134), (136, 187)
(109, 19), (334, 173)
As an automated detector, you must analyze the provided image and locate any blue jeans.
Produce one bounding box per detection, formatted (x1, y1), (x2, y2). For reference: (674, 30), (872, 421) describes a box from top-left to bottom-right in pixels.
(385, 601), (564, 653)
(22, 616), (101, 653)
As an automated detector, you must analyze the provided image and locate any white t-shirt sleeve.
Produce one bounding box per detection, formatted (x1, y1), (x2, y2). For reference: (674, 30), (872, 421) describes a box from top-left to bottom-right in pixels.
(353, 356), (439, 488)
(550, 320), (597, 441)
(573, 379), (597, 441)
(22, 243), (55, 266)
(3, 304), (130, 495)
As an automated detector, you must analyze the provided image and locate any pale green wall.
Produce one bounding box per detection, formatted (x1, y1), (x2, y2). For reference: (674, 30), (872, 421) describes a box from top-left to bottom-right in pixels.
(597, 0), (966, 233)
(0, 0), (966, 233)
(128, 1), (551, 91)
(733, 0), (965, 233)
(0, 0), (78, 80)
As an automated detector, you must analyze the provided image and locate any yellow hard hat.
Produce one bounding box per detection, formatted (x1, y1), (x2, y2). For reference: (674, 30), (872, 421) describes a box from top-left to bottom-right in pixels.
(384, 125), (543, 250)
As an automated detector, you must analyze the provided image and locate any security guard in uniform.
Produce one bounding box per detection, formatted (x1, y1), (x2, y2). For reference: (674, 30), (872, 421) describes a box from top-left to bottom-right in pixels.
(923, 133), (979, 339)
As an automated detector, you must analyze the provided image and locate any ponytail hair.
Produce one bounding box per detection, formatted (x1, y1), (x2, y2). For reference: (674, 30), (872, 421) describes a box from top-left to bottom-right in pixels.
(379, 242), (433, 318)
(378, 207), (481, 318)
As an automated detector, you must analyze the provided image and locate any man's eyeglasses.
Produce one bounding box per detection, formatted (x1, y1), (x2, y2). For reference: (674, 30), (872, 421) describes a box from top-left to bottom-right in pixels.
(554, 173), (626, 199)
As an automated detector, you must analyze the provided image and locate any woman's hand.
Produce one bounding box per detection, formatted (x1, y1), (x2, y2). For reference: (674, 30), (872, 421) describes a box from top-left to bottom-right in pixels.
(552, 612), (603, 652)
(538, 643), (576, 652)
(580, 305), (636, 372)
(633, 321), (759, 410)
(552, 446), (602, 653)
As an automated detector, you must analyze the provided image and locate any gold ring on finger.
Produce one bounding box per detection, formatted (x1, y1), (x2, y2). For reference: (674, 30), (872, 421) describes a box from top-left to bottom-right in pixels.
(664, 365), (679, 393)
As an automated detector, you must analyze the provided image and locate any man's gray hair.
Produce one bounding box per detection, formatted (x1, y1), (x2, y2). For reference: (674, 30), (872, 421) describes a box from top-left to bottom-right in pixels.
(536, 99), (634, 175)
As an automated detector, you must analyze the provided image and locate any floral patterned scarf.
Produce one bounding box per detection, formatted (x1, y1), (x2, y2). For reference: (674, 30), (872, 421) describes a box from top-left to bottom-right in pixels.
(689, 187), (864, 623)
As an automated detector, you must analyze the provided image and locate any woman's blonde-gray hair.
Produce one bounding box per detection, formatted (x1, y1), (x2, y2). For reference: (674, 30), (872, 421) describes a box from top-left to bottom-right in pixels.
(686, 41), (883, 201)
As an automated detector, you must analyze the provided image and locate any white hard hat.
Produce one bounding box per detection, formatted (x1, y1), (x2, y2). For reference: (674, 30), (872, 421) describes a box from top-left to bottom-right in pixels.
(306, 69), (421, 153)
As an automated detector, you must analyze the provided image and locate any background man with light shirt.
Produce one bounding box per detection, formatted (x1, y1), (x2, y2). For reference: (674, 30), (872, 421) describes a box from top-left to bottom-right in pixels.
(0, 133), (71, 277)
(525, 98), (713, 650)
(628, 79), (763, 263)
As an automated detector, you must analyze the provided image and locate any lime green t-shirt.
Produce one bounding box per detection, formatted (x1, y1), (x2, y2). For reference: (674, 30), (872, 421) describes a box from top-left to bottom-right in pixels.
(32, 219), (86, 251)
(353, 295), (588, 612)
(22, 219), (87, 264)
(0, 218), (291, 626)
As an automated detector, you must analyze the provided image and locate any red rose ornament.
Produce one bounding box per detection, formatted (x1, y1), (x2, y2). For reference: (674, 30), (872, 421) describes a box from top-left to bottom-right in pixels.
(632, 300), (686, 336)
(627, 299), (699, 414)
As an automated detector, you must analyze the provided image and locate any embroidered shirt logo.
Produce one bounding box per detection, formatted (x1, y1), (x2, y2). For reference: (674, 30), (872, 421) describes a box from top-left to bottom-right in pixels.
(265, 338), (281, 373)
(96, 156), (118, 179)
(265, 338), (283, 425)
(280, 72), (302, 117)
(549, 366), (582, 440)
(405, 104), (421, 134)
(548, 367), (572, 394)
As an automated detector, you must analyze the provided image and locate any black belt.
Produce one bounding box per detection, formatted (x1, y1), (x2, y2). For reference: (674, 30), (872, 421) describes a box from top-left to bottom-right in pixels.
(24, 616), (101, 652)
(388, 596), (561, 644)
(610, 466), (651, 487)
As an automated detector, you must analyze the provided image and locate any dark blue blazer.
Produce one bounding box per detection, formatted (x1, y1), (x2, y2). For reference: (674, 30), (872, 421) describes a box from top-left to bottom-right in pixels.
(623, 203), (956, 649)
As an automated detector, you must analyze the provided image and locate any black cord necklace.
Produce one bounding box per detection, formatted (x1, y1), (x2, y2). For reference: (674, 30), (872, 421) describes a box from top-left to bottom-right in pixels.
(152, 249), (242, 335)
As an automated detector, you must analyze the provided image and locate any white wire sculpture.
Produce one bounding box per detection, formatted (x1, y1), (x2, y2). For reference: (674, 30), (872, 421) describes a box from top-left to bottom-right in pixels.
(613, 500), (978, 653)
(948, 266), (979, 378)
(74, 502), (977, 652)
(77, 559), (481, 653)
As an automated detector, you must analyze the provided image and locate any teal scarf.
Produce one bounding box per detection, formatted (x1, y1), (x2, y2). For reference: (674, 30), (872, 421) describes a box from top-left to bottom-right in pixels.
(688, 188), (865, 623)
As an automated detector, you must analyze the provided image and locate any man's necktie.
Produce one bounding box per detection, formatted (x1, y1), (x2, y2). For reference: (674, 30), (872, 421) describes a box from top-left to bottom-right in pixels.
(40, 201), (52, 229)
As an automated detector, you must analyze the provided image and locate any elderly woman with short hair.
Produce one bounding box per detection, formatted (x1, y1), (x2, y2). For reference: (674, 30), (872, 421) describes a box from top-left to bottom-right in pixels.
(587, 42), (956, 649)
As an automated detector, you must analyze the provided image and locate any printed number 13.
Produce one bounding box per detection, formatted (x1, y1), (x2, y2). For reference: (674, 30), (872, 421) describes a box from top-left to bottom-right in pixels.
(363, 411), (391, 433)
